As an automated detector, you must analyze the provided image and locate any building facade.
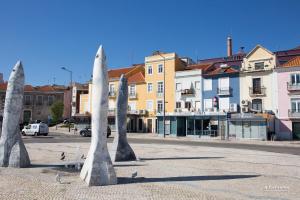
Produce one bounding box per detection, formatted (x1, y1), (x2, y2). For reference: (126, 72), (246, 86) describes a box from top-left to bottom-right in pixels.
(202, 64), (240, 113)
(144, 52), (186, 133)
(275, 57), (300, 140)
(240, 45), (278, 114)
(0, 83), (66, 124)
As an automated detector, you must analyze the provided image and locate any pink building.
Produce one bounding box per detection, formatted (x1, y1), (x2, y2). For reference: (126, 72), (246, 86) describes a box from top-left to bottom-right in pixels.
(275, 56), (300, 140)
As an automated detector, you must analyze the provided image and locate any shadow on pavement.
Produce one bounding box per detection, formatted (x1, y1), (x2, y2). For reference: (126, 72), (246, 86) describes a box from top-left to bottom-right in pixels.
(140, 156), (224, 161)
(118, 174), (260, 184)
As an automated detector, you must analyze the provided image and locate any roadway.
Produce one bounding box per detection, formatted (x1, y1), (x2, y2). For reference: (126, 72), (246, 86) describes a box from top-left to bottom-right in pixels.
(22, 132), (300, 156)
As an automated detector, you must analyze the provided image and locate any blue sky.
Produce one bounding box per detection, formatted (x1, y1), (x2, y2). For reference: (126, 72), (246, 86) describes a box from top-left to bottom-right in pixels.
(0, 0), (299, 85)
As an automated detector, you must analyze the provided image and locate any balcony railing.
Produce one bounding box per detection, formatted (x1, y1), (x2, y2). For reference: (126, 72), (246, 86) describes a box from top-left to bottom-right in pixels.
(217, 87), (231, 96)
(249, 87), (266, 97)
(181, 89), (194, 96)
(157, 91), (163, 97)
(287, 82), (300, 91)
(129, 93), (137, 99)
(288, 109), (300, 118)
(108, 91), (116, 98)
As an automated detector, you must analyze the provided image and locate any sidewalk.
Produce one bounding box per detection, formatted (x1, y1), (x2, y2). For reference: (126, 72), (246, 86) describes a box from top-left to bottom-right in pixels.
(49, 126), (300, 148)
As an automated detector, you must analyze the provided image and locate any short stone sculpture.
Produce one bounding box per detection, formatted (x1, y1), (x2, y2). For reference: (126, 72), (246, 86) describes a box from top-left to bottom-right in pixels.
(80, 45), (117, 186)
(0, 61), (30, 167)
(111, 75), (136, 162)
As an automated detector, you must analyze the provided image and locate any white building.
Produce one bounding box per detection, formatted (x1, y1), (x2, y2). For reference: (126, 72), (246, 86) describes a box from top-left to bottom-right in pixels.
(175, 68), (202, 112)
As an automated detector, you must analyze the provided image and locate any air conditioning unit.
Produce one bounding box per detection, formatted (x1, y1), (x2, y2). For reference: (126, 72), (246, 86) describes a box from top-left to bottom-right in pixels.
(205, 108), (213, 112)
(242, 107), (249, 113)
(220, 64), (229, 68)
(241, 100), (248, 106)
(229, 103), (237, 113)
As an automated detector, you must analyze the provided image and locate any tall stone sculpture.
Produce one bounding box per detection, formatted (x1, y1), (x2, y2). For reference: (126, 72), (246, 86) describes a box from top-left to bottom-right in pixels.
(111, 75), (136, 162)
(0, 61), (30, 168)
(80, 45), (117, 186)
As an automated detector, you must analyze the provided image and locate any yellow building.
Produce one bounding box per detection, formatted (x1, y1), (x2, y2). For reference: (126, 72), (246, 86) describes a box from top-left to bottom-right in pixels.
(79, 64), (148, 132)
(143, 51), (186, 132)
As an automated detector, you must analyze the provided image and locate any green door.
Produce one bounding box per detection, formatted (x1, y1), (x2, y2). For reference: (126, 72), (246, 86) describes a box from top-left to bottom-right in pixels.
(23, 110), (31, 124)
(292, 122), (300, 140)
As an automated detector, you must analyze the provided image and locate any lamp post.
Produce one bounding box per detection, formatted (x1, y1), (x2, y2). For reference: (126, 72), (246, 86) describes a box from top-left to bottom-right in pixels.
(61, 67), (73, 132)
(156, 52), (166, 138)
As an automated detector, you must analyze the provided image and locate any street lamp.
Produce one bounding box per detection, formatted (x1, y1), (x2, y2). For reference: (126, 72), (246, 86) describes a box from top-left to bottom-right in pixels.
(155, 51), (166, 138)
(61, 67), (73, 132)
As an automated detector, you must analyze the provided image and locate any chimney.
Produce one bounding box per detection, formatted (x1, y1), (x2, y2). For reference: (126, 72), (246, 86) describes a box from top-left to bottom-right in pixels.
(227, 36), (233, 57)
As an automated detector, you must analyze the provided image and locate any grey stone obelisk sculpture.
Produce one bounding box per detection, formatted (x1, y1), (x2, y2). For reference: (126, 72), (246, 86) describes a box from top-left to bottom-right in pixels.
(111, 75), (136, 162)
(80, 45), (117, 186)
(0, 61), (30, 168)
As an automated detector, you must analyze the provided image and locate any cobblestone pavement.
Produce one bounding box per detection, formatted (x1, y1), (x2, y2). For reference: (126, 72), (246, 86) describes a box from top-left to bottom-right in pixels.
(0, 142), (299, 200)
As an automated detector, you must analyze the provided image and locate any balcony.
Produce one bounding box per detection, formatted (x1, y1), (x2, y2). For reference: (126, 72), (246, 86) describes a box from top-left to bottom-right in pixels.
(287, 82), (300, 91)
(288, 109), (300, 118)
(108, 91), (116, 98)
(249, 87), (266, 97)
(181, 89), (194, 96)
(157, 91), (163, 97)
(129, 93), (137, 99)
(217, 87), (231, 96)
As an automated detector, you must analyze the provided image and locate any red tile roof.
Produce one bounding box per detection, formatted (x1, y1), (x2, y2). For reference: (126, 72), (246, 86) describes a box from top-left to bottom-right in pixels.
(108, 64), (145, 83)
(108, 66), (135, 79)
(0, 83), (66, 92)
(205, 66), (239, 76)
(282, 56), (300, 67)
(127, 71), (145, 84)
(178, 63), (214, 72)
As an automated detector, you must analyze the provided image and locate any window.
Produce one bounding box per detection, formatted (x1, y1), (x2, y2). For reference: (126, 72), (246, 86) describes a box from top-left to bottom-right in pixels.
(109, 84), (115, 92)
(195, 81), (200, 90)
(204, 99), (213, 109)
(147, 65), (153, 75)
(218, 77), (229, 88)
(254, 62), (264, 70)
(291, 74), (300, 85)
(146, 100), (153, 111)
(36, 95), (43, 106)
(252, 78), (262, 94)
(48, 96), (54, 106)
(128, 102), (136, 111)
(252, 99), (262, 112)
(291, 98), (300, 113)
(147, 83), (153, 92)
(185, 102), (191, 110)
(158, 64), (163, 73)
(195, 101), (201, 109)
(219, 97), (230, 111)
(24, 95), (31, 105)
(157, 100), (163, 113)
(129, 84), (136, 96)
(157, 81), (164, 93)
(176, 102), (181, 108)
(176, 83), (182, 91)
(204, 79), (212, 91)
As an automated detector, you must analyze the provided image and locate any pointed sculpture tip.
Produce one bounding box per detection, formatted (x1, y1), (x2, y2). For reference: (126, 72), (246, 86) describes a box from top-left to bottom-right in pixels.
(96, 45), (104, 57)
(13, 60), (23, 72)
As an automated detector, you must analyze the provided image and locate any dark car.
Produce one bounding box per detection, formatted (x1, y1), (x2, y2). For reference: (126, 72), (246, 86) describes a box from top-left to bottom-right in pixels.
(79, 126), (111, 138)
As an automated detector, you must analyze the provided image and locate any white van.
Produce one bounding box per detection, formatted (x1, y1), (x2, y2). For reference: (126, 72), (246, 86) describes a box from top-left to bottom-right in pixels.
(21, 123), (49, 136)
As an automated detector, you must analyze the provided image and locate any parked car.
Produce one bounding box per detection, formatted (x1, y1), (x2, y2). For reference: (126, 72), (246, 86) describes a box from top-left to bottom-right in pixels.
(79, 126), (111, 138)
(21, 123), (49, 136)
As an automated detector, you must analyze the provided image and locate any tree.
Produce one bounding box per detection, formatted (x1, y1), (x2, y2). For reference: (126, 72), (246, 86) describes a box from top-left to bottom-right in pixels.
(50, 101), (64, 123)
